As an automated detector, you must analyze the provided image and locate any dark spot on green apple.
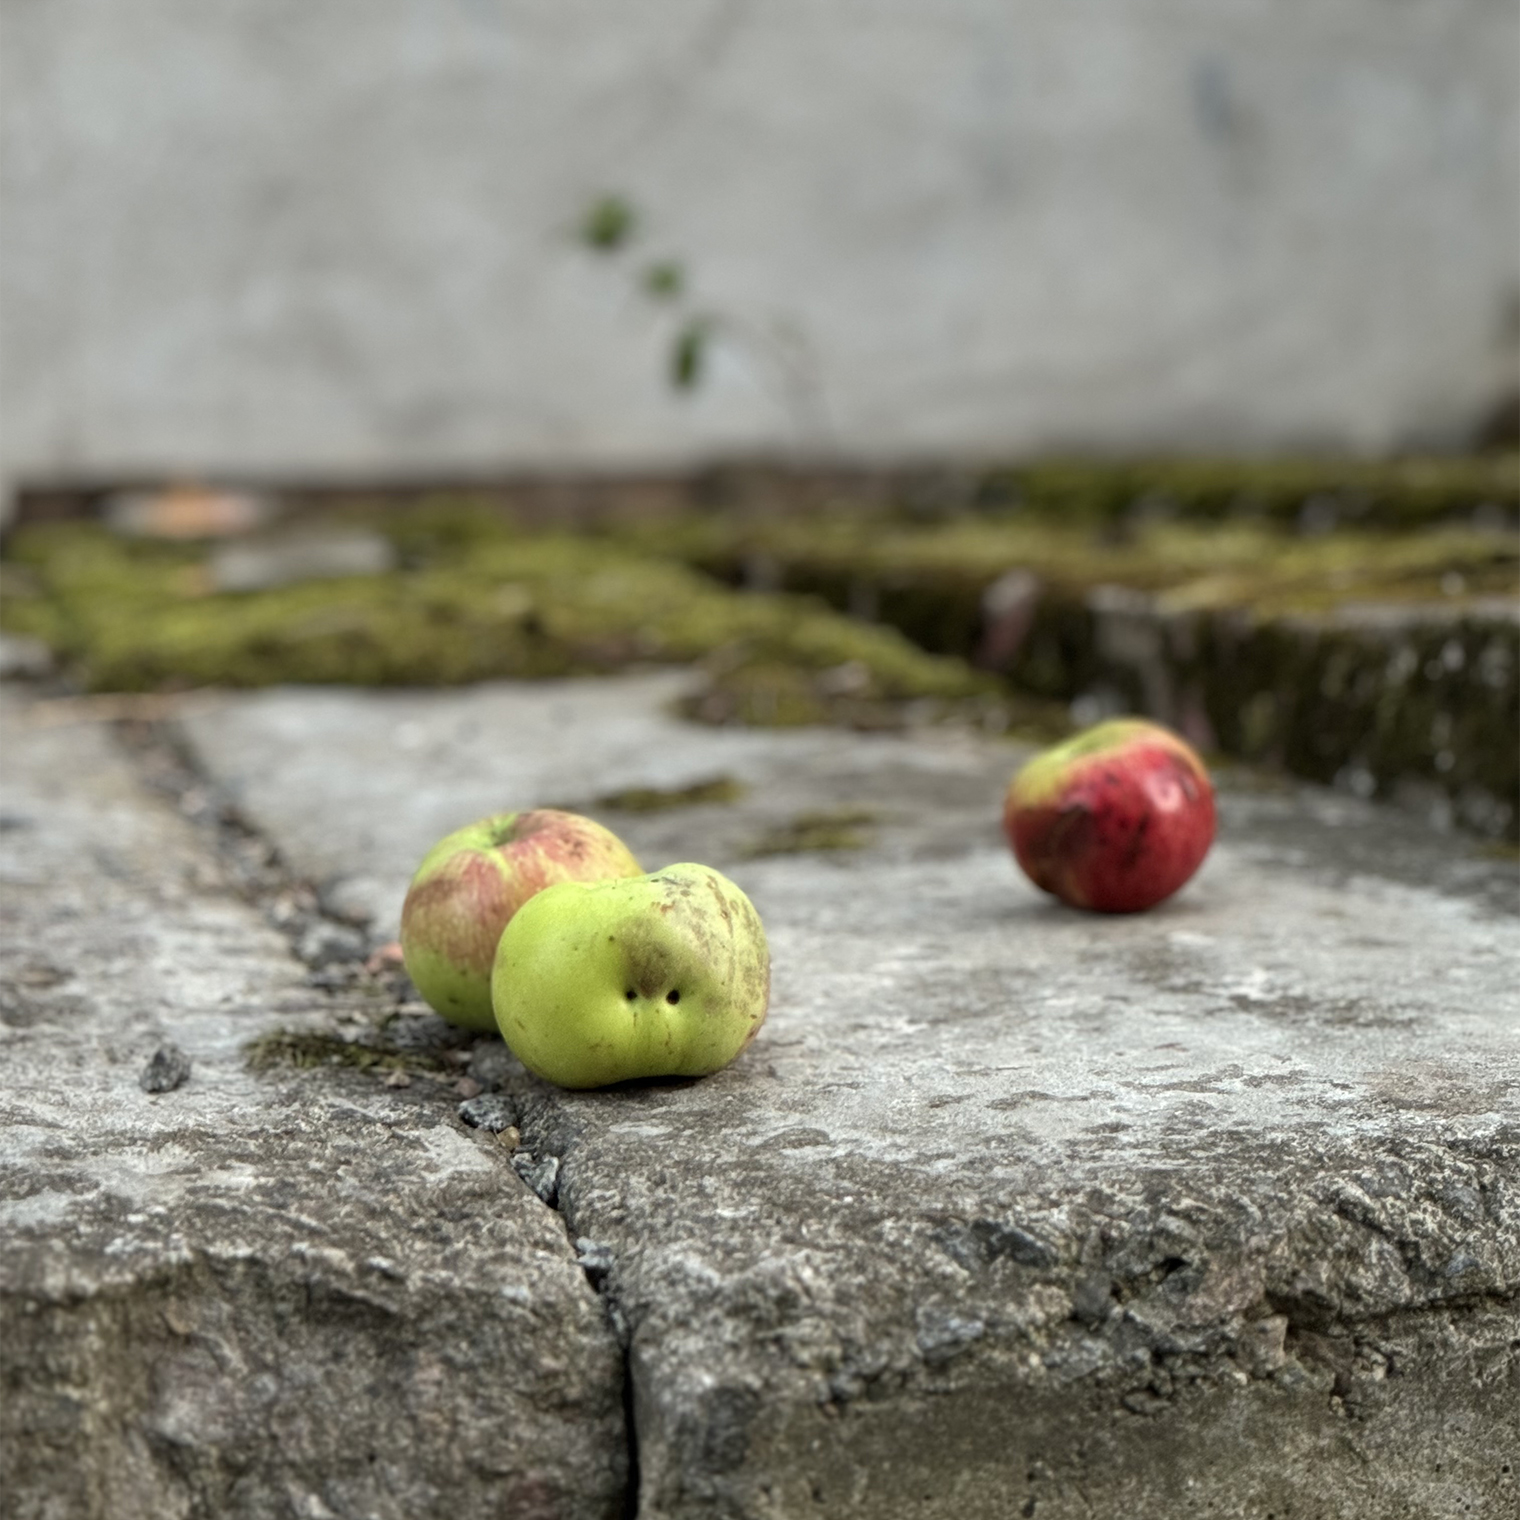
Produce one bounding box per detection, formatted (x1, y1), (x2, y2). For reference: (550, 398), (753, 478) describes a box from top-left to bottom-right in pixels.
(667, 990), (680, 1004)
(487, 814), (522, 847)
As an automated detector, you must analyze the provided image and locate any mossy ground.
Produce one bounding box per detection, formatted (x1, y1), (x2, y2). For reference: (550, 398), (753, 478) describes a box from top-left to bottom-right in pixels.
(5, 465), (1516, 834)
(244, 1027), (432, 1075)
(613, 514), (1517, 629)
(0, 508), (1012, 730)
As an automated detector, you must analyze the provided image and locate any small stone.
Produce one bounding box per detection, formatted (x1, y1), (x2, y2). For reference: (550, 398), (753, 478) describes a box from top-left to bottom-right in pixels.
(576, 1238), (616, 1289)
(512, 1152), (561, 1207)
(455, 1077), (483, 1100)
(296, 920), (368, 969)
(495, 1126), (521, 1149)
(0, 634), (53, 680)
(209, 527), (395, 594)
(138, 1043), (191, 1094)
(467, 1042), (516, 1089)
(381, 1069), (411, 1089)
(458, 1093), (518, 1133)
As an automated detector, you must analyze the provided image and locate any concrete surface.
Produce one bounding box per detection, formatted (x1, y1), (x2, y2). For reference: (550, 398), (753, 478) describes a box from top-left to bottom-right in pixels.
(177, 675), (1520, 1517)
(4, 1), (1518, 493)
(4, 672), (1517, 1517)
(0, 692), (627, 1520)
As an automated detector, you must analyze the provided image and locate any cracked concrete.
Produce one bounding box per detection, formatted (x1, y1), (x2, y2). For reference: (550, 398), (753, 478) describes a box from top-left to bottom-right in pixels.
(4, 672), (1518, 1518)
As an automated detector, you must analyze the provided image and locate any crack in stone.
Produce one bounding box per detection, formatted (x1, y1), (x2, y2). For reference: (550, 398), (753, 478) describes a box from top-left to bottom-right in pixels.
(111, 713), (647, 1516)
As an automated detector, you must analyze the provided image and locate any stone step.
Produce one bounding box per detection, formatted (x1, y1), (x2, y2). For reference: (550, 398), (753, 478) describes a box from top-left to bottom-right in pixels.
(642, 514), (1519, 838)
(0, 689), (628, 1520)
(168, 675), (1520, 1519)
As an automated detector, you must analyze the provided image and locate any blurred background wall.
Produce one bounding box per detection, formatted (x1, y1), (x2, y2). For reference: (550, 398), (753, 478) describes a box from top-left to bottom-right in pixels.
(3, 0), (1517, 495)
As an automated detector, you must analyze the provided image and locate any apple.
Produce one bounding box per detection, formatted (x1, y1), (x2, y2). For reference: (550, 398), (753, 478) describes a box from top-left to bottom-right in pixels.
(400, 810), (642, 1031)
(491, 863), (770, 1088)
(1003, 718), (1215, 912)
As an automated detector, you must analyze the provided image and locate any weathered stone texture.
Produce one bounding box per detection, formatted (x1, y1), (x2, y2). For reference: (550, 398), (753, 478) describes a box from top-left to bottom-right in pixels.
(0, 692), (626, 1520)
(181, 677), (1520, 1518)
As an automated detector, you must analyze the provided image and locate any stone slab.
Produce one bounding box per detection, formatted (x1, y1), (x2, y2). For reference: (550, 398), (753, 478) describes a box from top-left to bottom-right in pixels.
(177, 676), (1520, 1518)
(0, 690), (627, 1520)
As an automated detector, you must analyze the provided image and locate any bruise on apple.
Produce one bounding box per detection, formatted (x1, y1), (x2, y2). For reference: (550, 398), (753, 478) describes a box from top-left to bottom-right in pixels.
(628, 867), (771, 1045)
(405, 810), (631, 978)
(402, 851), (516, 983)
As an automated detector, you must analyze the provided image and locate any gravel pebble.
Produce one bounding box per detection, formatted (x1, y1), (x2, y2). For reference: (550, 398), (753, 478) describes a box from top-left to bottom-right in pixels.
(138, 1042), (192, 1094)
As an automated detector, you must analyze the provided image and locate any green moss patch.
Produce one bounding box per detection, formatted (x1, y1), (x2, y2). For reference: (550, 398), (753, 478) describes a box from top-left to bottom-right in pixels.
(0, 516), (1016, 731)
(244, 1028), (422, 1075)
(618, 515), (1517, 635)
(969, 454), (1517, 529)
(7, 474), (1515, 836)
(590, 775), (748, 812)
(741, 808), (878, 858)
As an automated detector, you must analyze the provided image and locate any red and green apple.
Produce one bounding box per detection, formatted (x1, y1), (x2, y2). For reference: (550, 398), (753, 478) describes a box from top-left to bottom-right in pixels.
(400, 809), (641, 1030)
(1004, 718), (1216, 912)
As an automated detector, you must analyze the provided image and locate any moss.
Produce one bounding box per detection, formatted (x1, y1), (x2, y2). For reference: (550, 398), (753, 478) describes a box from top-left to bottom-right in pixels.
(972, 454), (1519, 529)
(8, 487), (1513, 836)
(0, 520), (1001, 729)
(591, 775), (747, 812)
(246, 1029), (410, 1075)
(741, 808), (878, 858)
(244, 1020), (473, 1076)
(1196, 615), (1518, 835)
(622, 514), (1516, 632)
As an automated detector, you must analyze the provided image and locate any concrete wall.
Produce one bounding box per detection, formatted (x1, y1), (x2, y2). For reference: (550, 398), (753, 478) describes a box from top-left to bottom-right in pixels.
(2, 0), (1516, 488)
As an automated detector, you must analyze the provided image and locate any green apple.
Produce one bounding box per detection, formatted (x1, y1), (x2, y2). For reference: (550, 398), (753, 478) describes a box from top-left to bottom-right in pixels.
(400, 809), (641, 1031)
(491, 863), (770, 1088)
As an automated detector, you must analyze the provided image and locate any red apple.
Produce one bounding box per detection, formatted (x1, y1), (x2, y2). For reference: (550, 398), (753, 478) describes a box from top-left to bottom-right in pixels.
(1003, 719), (1215, 912)
(400, 810), (641, 1030)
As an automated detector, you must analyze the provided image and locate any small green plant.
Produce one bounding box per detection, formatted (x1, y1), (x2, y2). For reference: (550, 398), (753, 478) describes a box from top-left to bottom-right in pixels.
(671, 319), (711, 390)
(580, 195), (636, 252)
(576, 194), (717, 395)
(643, 260), (685, 299)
